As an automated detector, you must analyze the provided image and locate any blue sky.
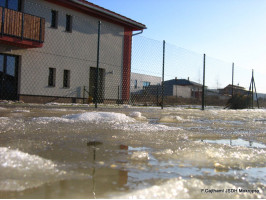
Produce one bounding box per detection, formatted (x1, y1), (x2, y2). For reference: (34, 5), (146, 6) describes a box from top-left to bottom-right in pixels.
(88, 0), (266, 92)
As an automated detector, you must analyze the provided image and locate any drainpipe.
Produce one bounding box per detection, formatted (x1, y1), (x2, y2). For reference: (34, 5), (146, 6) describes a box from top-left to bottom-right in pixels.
(128, 29), (143, 104)
(132, 30), (143, 36)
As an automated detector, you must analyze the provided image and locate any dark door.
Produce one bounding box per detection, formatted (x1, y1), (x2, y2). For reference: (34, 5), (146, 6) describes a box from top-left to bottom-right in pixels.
(0, 54), (19, 100)
(89, 67), (105, 103)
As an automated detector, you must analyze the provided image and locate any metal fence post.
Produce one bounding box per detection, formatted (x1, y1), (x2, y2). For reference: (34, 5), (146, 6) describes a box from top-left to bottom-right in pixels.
(156, 84), (159, 106)
(117, 85), (120, 105)
(252, 69), (254, 109)
(202, 54), (206, 110)
(83, 86), (85, 104)
(232, 62), (234, 98)
(95, 21), (101, 108)
(161, 40), (165, 109)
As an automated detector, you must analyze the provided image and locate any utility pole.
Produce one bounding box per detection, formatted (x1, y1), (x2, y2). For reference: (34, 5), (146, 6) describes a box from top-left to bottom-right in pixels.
(248, 69), (259, 109)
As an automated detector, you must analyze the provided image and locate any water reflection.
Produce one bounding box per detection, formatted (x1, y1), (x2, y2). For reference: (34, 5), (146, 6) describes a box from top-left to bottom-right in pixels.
(201, 138), (266, 148)
(86, 141), (129, 198)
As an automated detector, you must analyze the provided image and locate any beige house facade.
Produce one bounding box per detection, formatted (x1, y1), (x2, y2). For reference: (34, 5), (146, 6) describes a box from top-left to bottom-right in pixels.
(130, 72), (161, 94)
(0, 0), (146, 103)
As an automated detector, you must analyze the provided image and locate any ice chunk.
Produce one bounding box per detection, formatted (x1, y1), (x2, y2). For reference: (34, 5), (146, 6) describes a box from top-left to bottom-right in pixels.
(131, 151), (150, 161)
(12, 110), (30, 113)
(63, 112), (135, 124)
(117, 177), (263, 199)
(123, 105), (131, 108)
(0, 147), (88, 191)
(114, 122), (182, 132)
(33, 112), (181, 132)
(33, 112), (136, 124)
(33, 117), (71, 124)
(129, 111), (147, 120)
(129, 111), (142, 118)
(159, 115), (185, 123)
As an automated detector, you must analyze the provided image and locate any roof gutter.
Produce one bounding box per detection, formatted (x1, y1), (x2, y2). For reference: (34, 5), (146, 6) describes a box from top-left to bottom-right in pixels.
(70, 0), (146, 30)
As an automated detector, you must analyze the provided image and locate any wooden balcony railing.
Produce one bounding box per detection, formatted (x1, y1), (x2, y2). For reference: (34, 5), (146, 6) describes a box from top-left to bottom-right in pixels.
(0, 7), (45, 47)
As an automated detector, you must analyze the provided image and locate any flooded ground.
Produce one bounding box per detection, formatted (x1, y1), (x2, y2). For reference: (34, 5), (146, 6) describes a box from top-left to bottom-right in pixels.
(0, 104), (265, 198)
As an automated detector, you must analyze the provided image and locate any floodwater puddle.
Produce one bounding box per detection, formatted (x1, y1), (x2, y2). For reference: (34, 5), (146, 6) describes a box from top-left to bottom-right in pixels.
(0, 106), (265, 198)
(200, 138), (266, 148)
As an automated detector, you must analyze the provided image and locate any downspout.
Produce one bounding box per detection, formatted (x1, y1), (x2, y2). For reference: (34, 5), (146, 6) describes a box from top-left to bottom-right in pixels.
(132, 30), (143, 36)
(128, 30), (143, 104)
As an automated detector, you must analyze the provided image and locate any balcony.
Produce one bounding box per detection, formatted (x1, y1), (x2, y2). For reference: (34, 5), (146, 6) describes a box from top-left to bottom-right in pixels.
(0, 7), (45, 48)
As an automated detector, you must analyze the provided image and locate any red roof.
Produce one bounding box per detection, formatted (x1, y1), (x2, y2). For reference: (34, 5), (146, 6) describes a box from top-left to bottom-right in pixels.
(46, 0), (146, 30)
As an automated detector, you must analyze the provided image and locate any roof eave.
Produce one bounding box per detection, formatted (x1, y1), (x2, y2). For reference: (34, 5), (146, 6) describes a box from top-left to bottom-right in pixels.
(70, 0), (147, 30)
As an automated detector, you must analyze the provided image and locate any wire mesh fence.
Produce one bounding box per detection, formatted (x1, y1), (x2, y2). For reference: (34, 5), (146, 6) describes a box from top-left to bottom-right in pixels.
(0, 1), (265, 108)
(131, 36), (266, 108)
(131, 36), (163, 106)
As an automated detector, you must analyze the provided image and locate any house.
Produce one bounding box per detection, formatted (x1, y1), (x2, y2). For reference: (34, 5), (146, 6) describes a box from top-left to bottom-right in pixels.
(206, 89), (230, 101)
(130, 72), (161, 94)
(0, 0), (146, 103)
(164, 78), (203, 99)
(219, 84), (247, 96)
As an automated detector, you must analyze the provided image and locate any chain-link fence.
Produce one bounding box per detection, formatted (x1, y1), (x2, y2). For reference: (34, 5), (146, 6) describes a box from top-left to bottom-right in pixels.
(0, 1), (265, 108)
(131, 35), (266, 108)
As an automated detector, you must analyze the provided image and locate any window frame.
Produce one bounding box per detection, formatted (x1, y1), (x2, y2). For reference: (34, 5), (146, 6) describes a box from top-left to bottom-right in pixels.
(51, 10), (58, 29)
(63, 69), (70, 88)
(48, 68), (56, 87)
(143, 81), (151, 88)
(134, 80), (138, 89)
(65, 14), (73, 32)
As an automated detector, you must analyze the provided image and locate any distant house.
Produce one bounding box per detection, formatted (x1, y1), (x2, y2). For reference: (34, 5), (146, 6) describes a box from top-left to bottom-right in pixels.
(257, 93), (266, 99)
(164, 78), (203, 99)
(219, 84), (247, 96)
(206, 89), (230, 101)
(130, 72), (161, 93)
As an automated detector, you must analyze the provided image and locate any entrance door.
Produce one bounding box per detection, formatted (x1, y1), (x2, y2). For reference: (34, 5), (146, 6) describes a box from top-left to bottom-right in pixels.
(0, 54), (19, 100)
(89, 67), (105, 103)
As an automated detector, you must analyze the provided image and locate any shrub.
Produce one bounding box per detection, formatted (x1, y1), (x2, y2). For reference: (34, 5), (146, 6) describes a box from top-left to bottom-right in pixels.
(225, 94), (251, 109)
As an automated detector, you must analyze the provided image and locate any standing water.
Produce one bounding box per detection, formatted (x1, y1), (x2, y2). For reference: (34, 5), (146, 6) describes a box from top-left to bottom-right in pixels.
(0, 105), (265, 198)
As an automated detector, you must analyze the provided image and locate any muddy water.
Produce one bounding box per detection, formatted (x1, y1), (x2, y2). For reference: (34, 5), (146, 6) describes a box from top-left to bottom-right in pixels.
(0, 105), (265, 198)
